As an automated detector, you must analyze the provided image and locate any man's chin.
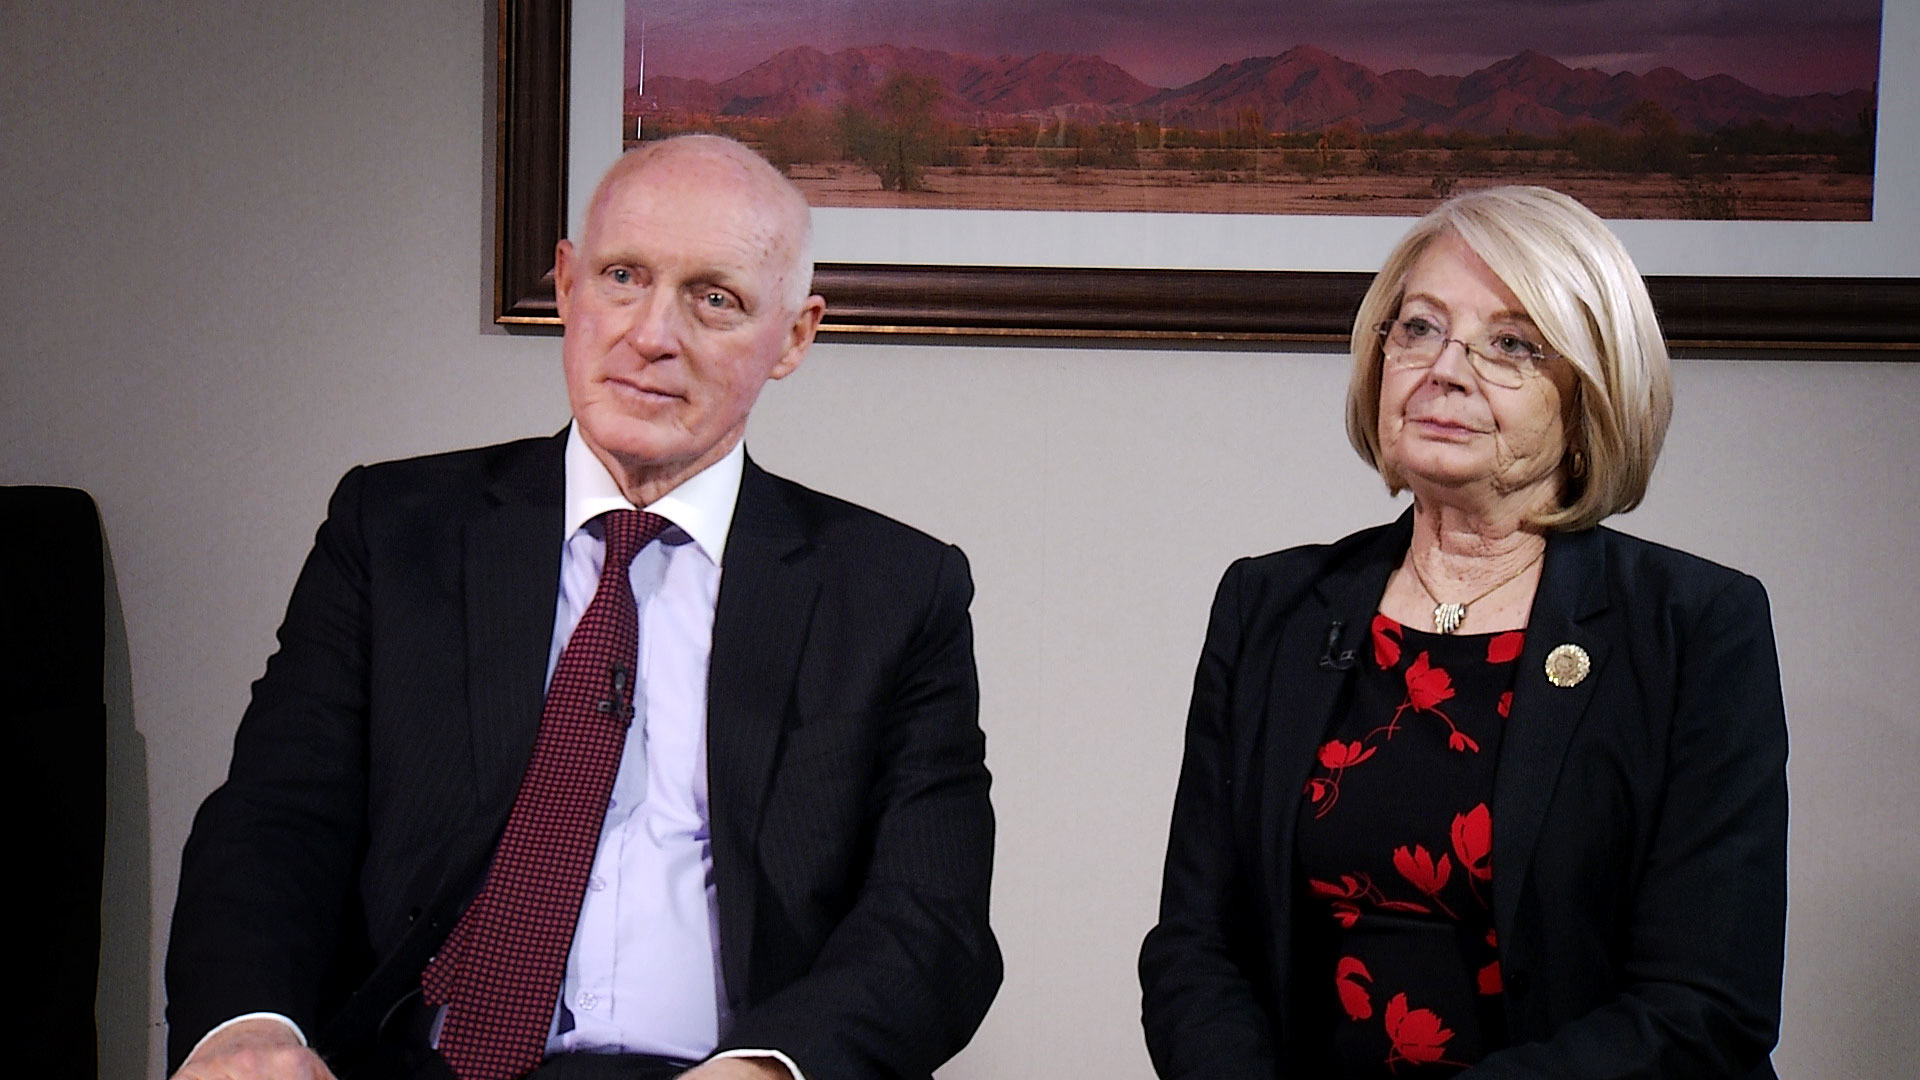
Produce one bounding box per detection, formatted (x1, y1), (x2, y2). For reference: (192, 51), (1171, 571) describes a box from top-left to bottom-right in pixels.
(603, 440), (687, 473)
(581, 413), (676, 461)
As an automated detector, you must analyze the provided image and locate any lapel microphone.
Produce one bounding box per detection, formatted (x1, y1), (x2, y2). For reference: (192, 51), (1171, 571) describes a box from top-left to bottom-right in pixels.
(1318, 621), (1357, 671)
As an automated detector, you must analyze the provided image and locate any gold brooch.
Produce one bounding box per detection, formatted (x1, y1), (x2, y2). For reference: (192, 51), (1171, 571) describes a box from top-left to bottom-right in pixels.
(1544, 644), (1591, 688)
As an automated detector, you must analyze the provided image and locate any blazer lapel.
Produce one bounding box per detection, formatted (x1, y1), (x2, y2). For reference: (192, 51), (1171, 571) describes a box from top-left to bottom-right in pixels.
(1258, 514), (1408, 1005)
(1490, 526), (1611, 937)
(319, 433), (567, 1057)
(707, 456), (820, 1005)
(458, 433), (567, 875)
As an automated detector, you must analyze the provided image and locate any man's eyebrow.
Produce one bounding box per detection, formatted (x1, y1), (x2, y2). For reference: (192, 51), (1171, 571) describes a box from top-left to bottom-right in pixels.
(589, 248), (641, 270)
(590, 252), (745, 284)
(692, 261), (758, 291)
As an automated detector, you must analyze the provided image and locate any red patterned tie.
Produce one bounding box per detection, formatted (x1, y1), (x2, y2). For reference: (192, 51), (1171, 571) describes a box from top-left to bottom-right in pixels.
(422, 510), (669, 1080)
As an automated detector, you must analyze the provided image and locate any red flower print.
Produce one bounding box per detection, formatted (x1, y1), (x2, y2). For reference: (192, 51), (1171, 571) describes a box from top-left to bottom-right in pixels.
(1336, 956), (1374, 1020)
(1318, 739), (1378, 771)
(1487, 631), (1525, 664)
(1305, 868), (1367, 895)
(1309, 875), (1362, 899)
(1497, 691), (1512, 718)
(1376, 650), (1478, 752)
(1384, 993), (1456, 1068)
(1308, 737), (1380, 818)
(1477, 960), (1503, 995)
(1404, 652), (1455, 712)
(1393, 844), (1452, 895)
(1311, 875), (1369, 927)
(1371, 614), (1403, 668)
(1450, 803), (1493, 881)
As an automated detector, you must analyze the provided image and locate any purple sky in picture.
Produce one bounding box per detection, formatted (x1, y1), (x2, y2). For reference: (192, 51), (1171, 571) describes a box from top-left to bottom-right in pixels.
(623, 0), (1881, 98)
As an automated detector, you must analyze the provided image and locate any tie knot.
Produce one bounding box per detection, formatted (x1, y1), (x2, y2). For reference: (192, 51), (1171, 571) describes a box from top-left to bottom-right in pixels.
(598, 510), (670, 573)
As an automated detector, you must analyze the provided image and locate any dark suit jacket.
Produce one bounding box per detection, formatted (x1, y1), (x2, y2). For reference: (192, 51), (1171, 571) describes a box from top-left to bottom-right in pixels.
(1139, 513), (1787, 1079)
(167, 432), (1001, 1080)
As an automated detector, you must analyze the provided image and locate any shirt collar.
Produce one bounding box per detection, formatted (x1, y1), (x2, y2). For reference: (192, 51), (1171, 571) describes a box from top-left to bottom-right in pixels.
(562, 421), (743, 565)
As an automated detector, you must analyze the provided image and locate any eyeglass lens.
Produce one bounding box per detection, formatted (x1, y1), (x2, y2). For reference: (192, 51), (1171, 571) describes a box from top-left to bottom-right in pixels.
(1383, 319), (1537, 388)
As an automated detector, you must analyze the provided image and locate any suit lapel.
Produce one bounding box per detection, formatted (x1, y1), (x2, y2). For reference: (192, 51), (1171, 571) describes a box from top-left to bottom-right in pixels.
(1490, 526), (1611, 937)
(458, 433), (567, 876)
(707, 456), (820, 1005)
(1258, 515), (1407, 1003)
(321, 434), (568, 1057)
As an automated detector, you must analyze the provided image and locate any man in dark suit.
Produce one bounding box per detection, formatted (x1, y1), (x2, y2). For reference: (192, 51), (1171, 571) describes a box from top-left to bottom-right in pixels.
(166, 135), (1000, 1080)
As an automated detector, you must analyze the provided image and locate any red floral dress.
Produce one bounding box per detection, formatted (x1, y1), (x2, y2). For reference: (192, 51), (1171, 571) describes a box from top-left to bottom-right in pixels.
(1294, 614), (1523, 1076)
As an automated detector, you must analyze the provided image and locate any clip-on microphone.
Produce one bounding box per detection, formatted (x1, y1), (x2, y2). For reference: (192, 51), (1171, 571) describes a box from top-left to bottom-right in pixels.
(1318, 620), (1357, 671)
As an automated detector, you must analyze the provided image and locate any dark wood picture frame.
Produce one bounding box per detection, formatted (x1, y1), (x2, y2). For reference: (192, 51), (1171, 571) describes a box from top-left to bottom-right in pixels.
(495, 0), (1918, 352)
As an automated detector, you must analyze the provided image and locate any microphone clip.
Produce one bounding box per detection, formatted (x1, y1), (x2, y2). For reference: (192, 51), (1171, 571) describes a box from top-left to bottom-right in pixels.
(1318, 621), (1357, 671)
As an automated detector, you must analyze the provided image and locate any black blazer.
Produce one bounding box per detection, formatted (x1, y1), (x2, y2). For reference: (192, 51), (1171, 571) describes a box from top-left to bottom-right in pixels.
(1140, 513), (1787, 1079)
(167, 432), (1001, 1080)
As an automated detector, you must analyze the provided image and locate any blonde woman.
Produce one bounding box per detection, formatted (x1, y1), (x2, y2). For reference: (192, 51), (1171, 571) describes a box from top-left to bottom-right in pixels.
(1140, 187), (1787, 1079)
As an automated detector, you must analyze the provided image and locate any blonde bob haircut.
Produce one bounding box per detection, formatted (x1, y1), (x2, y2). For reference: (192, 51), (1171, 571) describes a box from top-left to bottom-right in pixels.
(1345, 185), (1674, 532)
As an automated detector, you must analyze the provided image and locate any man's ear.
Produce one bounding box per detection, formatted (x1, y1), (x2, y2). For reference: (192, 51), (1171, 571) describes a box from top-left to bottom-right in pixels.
(553, 239), (577, 321)
(770, 294), (827, 381)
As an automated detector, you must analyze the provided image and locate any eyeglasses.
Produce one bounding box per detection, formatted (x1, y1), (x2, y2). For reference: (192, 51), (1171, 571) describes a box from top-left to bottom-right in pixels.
(1376, 316), (1556, 389)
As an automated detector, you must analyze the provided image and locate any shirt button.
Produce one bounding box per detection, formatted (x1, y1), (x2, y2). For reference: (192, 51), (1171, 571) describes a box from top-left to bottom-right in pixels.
(576, 991), (598, 1011)
(588, 876), (607, 892)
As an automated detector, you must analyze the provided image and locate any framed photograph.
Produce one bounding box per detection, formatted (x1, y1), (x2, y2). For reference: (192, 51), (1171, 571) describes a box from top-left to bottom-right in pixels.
(495, 0), (1918, 351)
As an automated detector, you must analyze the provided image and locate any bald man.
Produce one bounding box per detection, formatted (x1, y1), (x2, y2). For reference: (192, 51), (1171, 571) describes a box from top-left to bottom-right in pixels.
(166, 136), (1000, 1080)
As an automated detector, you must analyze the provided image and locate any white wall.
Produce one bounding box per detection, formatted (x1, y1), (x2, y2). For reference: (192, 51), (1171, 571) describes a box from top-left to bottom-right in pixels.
(3, 4), (1915, 1078)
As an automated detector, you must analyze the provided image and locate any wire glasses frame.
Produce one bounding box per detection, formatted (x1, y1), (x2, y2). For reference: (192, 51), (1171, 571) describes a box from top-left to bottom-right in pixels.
(1376, 317), (1558, 389)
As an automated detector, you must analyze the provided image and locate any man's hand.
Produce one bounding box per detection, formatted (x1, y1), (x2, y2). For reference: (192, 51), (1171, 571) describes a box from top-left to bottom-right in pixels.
(678, 1056), (793, 1080)
(170, 1018), (337, 1080)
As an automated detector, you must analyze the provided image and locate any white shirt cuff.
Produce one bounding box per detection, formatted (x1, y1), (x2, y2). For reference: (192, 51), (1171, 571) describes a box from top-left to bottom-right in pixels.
(185, 1012), (309, 1062)
(711, 1047), (808, 1080)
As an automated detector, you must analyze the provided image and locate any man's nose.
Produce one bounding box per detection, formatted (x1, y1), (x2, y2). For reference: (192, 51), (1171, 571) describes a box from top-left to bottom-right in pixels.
(624, 288), (681, 359)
